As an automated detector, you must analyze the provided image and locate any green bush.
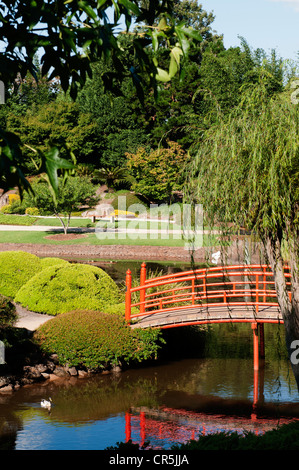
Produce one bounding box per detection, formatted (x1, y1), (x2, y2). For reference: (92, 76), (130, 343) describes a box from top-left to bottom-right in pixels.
(110, 191), (149, 213)
(25, 207), (40, 216)
(40, 257), (69, 269)
(0, 251), (42, 297)
(0, 200), (26, 214)
(15, 263), (121, 315)
(0, 295), (18, 328)
(34, 310), (164, 369)
(0, 205), (11, 214)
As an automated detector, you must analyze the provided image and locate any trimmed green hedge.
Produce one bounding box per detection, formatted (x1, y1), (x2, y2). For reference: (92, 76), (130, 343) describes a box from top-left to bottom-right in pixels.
(40, 257), (69, 268)
(34, 310), (164, 369)
(0, 251), (42, 297)
(0, 251), (72, 298)
(15, 263), (122, 315)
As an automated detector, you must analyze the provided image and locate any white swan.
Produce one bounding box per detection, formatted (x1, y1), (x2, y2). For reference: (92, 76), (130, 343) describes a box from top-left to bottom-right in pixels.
(41, 398), (52, 409)
(211, 251), (221, 264)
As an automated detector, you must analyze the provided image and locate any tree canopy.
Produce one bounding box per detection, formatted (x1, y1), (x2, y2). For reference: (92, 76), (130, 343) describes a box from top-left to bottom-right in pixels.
(0, 0), (202, 199)
(24, 176), (98, 233)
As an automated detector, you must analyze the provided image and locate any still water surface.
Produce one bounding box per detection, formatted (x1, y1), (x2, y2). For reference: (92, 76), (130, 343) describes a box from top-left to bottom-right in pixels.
(1, 260), (299, 450)
(1, 354), (299, 450)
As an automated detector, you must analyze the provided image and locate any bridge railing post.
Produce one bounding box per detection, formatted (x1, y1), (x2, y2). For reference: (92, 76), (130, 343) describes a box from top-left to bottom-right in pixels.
(263, 266), (266, 303)
(256, 274), (259, 305)
(125, 269), (132, 323)
(203, 276), (206, 298)
(140, 262), (146, 314)
(192, 278), (195, 305)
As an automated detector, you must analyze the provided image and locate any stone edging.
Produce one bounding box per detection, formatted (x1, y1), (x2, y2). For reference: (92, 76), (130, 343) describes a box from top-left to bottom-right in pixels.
(0, 353), (122, 393)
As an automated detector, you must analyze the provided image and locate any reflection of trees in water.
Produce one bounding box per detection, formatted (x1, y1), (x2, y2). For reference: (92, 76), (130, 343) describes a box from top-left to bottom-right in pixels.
(0, 413), (22, 450)
(32, 375), (161, 424)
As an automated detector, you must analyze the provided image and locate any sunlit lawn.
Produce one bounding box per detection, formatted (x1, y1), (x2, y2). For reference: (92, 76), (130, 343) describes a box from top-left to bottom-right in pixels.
(0, 214), (95, 227)
(0, 214), (182, 229)
(0, 213), (220, 247)
(0, 230), (218, 247)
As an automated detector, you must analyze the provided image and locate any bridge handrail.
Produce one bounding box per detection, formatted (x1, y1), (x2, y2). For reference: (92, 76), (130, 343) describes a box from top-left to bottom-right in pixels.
(125, 264), (290, 323)
(142, 264), (289, 284)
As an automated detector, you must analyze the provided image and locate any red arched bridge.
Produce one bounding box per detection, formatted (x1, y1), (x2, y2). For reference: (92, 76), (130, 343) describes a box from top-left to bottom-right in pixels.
(125, 263), (291, 372)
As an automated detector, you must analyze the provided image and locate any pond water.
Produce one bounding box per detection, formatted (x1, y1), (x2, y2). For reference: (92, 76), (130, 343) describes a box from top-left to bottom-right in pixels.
(1, 259), (299, 450)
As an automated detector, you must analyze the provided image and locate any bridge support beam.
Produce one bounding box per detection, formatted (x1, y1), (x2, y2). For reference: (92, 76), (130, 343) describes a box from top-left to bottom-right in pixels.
(251, 322), (259, 371)
(259, 323), (265, 359)
(251, 322), (265, 370)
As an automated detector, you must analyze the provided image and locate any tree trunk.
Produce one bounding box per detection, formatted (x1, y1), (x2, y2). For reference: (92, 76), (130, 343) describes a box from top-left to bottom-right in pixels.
(265, 233), (299, 391)
(54, 211), (68, 235)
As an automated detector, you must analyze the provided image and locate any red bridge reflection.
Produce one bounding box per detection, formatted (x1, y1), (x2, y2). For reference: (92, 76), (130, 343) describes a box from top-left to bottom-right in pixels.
(125, 407), (299, 448)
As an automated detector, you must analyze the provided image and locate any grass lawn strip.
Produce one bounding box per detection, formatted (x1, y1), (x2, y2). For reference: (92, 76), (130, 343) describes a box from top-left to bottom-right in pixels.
(0, 230), (218, 247)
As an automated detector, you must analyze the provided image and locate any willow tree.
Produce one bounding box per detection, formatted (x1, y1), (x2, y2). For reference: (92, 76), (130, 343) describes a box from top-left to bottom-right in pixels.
(187, 72), (299, 388)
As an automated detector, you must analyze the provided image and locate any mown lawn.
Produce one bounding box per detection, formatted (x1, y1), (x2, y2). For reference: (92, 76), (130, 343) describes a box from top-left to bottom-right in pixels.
(0, 214), (95, 227)
(0, 230), (217, 247)
(0, 214), (187, 230)
(0, 214), (38, 225)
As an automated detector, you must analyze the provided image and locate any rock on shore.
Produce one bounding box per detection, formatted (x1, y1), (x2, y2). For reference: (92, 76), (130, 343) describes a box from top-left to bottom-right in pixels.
(0, 353), (120, 393)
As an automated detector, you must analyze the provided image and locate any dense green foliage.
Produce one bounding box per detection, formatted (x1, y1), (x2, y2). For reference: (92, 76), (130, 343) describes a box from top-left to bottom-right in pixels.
(34, 310), (164, 369)
(188, 76), (298, 238)
(0, 295), (17, 328)
(0, 0), (202, 200)
(0, 251), (42, 298)
(126, 141), (188, 202)
(1, 0), (290, 207)
(15, 263), (122, 315)
(40, 257), (70, 269)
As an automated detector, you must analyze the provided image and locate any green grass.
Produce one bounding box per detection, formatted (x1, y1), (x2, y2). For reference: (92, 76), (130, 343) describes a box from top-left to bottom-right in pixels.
(0, 214), (37, 225)
(0, 213), (204, 231)
(0, 214), (181, 229)
(0, 213), (95, 227)
(0, 230), (218, 247)
(33, 217), (95, 227)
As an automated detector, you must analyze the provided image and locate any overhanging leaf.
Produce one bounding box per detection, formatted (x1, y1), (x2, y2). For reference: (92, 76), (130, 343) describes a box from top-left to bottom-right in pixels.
(38, 146), (75, 202)
(155, 67), (170, 82)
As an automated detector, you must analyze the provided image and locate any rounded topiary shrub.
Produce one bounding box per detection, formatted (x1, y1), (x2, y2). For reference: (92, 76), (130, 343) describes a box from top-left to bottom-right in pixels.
(0, 251), (42, 298)
(0, 294), (18, 328)
(40, 257), (69, 269)
(34, 310), (163, 369)
(15, 264), (121, 315)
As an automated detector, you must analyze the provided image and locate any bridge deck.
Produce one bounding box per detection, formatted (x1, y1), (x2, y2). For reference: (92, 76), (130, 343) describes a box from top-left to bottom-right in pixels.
(130, 304), (283, 329)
